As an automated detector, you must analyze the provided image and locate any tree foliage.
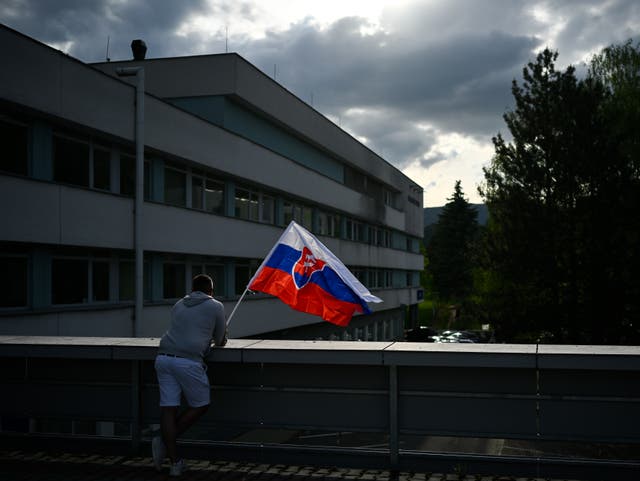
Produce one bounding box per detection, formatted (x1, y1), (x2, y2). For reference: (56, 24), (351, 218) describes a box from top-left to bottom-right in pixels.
(427, 181), (478, 302)
(480, 44), (640, 344)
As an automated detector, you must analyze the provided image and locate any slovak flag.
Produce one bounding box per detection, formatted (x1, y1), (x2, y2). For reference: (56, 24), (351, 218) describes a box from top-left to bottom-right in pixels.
(248, 221), (383, 326)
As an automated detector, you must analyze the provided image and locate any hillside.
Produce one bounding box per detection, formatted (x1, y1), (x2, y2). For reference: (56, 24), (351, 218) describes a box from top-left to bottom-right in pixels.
(423, 204), (488, 244)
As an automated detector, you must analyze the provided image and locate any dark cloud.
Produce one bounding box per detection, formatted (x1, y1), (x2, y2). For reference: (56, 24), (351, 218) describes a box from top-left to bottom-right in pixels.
(550, 0), (640, 61)
(241, 15), (537, 169)
(0, 0), (212, 61)
(2, 0), (639, 182)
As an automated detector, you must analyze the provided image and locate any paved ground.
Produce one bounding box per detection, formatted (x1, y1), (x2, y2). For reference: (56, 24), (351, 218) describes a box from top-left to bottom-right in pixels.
(0, 450), (588, 481)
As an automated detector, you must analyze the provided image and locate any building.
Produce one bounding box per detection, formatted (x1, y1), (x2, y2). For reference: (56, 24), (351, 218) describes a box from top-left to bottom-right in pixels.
(0, 25), (424, 340)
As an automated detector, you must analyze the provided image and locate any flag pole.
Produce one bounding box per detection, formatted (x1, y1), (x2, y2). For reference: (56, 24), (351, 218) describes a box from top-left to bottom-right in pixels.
(226, 224), (293, 327)
(226, 286), (250, 326)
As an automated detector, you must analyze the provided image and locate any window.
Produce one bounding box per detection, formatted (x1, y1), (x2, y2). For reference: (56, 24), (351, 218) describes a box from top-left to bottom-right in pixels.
(0, 118), (28, 176)
(407, 271), (419, 287)
(54, 135), (113, 191)
(92, 261), (110, 301)
(93, 147), (110, 191)
(383, 189), (396, 207)
(318, 211), (341, 237)
(284, 199), (313, 229)
(283, 201), (296, 225)
(192, 176), (203, 210)
(235, 187), (259, 221)
(352, 268), (367, 286)
(318, 211), (329, 235)
(345, 218), (364, 242)
(409, 237), (421, 253)
(0, 256), (28, 307)
(367, 179), (383, 201)
(369, 269), (392, 289)
(164, 163), (186, 207)
(235, 260), (259, 295)
(302, 206), (313, 229)
(163, 262), (185, 299)
(52, 259), (88, 304)
(383, 270), (393, 288)
(119, 260), (134, 301)
(205, 179), (224, 214)
(260, 194), (275, 224)
(120, 153), (135, 196)
(344, 166), (366, 193)
(192, 172), (225, 214)
(54, 135), (90, 187)
(52, 257), (110, 305)
(407, 195), (421, 207)
(371, 227), (390, 247)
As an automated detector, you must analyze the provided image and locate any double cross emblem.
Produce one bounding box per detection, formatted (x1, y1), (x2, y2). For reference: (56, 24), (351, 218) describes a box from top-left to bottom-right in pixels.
(293, 247), (326, 288)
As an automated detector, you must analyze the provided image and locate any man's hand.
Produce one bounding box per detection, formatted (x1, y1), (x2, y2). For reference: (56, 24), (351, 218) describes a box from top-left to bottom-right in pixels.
(218, 328), (228, 347)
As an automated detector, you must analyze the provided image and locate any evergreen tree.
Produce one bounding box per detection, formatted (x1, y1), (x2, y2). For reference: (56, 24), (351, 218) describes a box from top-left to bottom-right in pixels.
(427, 181), (478, 302)
(480, 45), (640, 344)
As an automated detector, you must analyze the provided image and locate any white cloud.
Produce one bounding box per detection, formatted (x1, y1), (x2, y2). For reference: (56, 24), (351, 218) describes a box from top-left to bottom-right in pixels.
(403, 132), (494, 207)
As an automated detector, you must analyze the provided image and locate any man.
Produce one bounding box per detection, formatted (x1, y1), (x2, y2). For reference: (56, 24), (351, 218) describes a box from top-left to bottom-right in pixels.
(152, 274), (227, 476)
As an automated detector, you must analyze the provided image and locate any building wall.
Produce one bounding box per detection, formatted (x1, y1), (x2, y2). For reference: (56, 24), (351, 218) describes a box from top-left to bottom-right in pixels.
(0, 25), (424, 340)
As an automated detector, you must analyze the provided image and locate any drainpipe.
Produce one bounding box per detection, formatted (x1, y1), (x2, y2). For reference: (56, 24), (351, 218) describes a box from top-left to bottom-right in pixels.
(116, 67), (144, 337)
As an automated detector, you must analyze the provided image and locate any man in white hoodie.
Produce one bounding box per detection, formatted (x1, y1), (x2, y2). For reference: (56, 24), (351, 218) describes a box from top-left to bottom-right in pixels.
(152, 274), (227, 476)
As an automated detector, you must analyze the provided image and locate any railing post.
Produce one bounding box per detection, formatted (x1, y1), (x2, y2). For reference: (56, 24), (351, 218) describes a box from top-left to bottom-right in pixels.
(131, 360), (142, 453)
(389, 364), (399, 469)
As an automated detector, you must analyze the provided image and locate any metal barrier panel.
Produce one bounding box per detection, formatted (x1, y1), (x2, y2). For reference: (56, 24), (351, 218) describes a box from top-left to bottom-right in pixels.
(1, 337), (640, 480)
(398, 366), (537, 438)
(1, 357), (134, 421)
(538, 368), (640, 442)
(537, 345), (640, 443)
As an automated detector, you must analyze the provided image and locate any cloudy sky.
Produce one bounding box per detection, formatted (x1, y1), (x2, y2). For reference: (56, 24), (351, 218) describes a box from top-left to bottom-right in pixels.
(2, 0), (639, 206)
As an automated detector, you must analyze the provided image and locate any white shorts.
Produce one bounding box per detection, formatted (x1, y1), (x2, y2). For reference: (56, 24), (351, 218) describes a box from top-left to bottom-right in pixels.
(155, 354), (210, 408)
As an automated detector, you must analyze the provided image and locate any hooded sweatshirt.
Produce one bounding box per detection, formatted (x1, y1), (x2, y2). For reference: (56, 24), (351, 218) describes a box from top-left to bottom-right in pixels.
(158, 291), (226, 361)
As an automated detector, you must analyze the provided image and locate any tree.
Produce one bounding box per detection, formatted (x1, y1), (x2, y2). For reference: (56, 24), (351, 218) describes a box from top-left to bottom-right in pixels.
(427, 181), (478, 302)
(480, 45), (640, 344)
(587, 40), (640, 343)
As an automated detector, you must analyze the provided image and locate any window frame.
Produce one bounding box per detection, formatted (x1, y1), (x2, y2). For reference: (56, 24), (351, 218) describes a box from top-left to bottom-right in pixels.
(0, 116), (29, 177)
(50, 254), (111, 306)
(0, 253), (29, 309)
(53, 131), (91, 188)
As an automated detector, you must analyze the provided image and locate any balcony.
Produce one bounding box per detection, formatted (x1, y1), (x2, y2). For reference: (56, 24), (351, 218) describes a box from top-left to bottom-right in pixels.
(1, 336), (639, 480)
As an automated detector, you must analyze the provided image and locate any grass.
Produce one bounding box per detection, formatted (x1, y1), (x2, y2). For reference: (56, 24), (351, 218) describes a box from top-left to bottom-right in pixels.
(417, 299), (449, 330)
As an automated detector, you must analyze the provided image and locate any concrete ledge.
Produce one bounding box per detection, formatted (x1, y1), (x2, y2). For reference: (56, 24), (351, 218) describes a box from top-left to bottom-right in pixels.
(538, 345), (640, 370)
(2, 337), (640, 370)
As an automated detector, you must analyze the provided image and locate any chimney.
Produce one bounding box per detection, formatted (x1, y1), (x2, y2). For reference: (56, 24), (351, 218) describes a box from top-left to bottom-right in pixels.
(131, 39), (147, 60)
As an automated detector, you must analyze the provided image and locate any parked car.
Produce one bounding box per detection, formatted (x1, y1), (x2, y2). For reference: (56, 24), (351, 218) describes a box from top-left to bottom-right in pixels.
(405, 326), (438, 342)
(433, 330), (479, 343)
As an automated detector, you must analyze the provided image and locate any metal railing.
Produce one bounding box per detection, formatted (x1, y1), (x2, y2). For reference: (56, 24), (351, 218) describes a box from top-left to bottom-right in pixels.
(1, 336), (639, 480)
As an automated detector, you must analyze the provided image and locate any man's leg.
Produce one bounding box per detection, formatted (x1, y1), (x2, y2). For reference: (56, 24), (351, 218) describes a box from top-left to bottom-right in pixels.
(176, 404), (209, 436)
(160, 406), (179, 463)
(161, 404), (209, 464)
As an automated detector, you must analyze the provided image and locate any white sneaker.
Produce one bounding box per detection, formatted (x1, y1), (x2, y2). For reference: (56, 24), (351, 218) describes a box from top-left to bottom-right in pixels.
(169, 458), (188, 477)
(151, 436), (166, 471)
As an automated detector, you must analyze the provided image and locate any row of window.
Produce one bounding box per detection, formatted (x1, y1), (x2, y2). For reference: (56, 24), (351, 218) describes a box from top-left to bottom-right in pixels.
(0, 116), (422, 252)
(0, 251), (421, 309)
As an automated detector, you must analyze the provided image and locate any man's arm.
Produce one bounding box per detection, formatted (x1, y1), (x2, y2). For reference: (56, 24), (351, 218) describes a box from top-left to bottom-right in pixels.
(212, 303), (227, 347)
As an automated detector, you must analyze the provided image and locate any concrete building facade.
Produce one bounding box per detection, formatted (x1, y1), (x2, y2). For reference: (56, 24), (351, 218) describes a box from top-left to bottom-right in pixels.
(0, 26), (424, 340)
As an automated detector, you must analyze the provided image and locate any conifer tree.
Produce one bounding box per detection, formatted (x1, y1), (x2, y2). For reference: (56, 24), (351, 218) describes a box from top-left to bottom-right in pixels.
(427, 181), (478, 302)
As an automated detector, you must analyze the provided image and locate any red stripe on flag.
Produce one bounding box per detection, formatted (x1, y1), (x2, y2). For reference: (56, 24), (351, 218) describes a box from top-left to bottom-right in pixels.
(249, 266), (363, 326)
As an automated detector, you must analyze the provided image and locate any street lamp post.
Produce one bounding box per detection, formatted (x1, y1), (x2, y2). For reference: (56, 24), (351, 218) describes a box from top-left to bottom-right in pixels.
(116, 66), (144, 337)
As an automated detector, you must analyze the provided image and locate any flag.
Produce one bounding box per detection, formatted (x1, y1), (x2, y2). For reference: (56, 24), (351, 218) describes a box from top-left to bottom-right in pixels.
(248, 221), (383, 326)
